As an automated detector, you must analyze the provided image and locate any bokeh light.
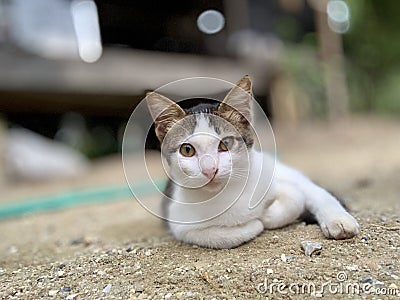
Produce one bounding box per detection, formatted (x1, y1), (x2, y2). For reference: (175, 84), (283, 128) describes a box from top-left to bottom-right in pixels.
(327, 0), (350, 34)
(197, 9), (225, 35)
(70, 0), (102, 63)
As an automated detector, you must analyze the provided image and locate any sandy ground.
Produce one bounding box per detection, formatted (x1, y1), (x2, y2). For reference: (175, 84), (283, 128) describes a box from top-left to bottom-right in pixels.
(1, 116), (400, 299)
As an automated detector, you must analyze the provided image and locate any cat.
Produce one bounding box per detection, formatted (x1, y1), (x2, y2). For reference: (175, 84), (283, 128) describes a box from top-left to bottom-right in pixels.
(146, 75), (360, 249)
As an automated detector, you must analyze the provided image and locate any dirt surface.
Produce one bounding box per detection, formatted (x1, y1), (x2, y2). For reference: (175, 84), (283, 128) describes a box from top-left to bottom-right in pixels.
(1, 116), (400, 299)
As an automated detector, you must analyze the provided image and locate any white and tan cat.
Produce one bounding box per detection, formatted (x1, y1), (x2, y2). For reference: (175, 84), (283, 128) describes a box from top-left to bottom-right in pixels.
(146, 76), (360, 249)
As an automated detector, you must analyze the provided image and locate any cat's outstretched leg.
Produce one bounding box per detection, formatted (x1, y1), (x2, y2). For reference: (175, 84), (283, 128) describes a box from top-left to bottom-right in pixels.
(274, 162), (360, 239)
(262, 183), (306, 229)
(304, 186), (360, 239)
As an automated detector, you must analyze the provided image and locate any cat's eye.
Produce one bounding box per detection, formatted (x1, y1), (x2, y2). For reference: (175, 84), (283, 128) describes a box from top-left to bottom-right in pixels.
(219, 136), (235, 152)
(180, 143), (196, 157)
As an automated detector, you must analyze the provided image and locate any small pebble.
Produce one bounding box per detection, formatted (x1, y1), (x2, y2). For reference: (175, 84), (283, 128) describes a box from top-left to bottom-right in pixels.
(360, 275), (385, 286)
(267, 268), (274, 275)
(286, 255), (295, 261)
(133, 282), (144, 293)
(389, 283), (398, 289)
(262, 258), (271, 264)
(186, 291), (195, 297)
(315, 292), (323, 298)
(48, 290), (58, 296)
(391, 274), (400, 280)
(102, 283), (112, 294)
(66, 293), (79, 300)
(374, 280), (384, 286)
(57, 270), (65, 277)
(280, 254), (287, 263)
(61, 287), (72, 293)
(70, 237), (84, 246)
(361, 236), (369, 242)
(361, 275), (374, 284)
(134, 262), (141, 270)
(8, 246), (18, 254)
(145, 250), (152, 256)
(380, 216), (388, 222)
(164, 293), (172, 299)
(345, 265), (359, 271)
(37, 277), (45, 283)
(301, 241), (322, 256)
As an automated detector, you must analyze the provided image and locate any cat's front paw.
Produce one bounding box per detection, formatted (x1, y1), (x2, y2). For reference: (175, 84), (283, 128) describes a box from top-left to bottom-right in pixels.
(319, 213), (360, 240)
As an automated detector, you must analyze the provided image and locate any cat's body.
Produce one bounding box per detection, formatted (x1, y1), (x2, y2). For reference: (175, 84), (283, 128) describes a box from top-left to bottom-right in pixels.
(147, 76), (360, 249)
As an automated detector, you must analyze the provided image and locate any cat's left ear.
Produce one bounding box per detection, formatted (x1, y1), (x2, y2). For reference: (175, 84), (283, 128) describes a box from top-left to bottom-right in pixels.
(219, 75), (253, 123)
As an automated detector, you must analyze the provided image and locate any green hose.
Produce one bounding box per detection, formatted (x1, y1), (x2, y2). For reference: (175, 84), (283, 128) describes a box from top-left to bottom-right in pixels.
(0, 179), (166, 220)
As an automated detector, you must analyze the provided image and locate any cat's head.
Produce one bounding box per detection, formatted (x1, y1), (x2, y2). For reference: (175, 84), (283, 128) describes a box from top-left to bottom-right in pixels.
(147, 76), (254, 191)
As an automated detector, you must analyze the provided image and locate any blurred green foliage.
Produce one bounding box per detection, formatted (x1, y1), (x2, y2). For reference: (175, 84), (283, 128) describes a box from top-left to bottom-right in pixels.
(280, 1), (400, 116)
(345, 1), (400, 114)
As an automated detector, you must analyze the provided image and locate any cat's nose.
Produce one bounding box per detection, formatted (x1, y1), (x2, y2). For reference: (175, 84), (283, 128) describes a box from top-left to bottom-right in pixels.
(202, 167), (218, 179)
(199, 155), (218, 179)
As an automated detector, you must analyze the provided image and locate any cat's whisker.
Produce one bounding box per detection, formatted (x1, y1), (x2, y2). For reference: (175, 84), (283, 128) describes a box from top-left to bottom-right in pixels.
(146, 75), (360, 249)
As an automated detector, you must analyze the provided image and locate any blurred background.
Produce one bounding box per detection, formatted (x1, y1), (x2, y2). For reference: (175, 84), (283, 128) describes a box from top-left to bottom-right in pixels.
(0, 0), (399, 217)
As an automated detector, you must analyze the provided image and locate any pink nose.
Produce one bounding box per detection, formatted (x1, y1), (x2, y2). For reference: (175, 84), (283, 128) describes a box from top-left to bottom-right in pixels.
(202, 167), (218, 179)
(199, 155), (218, 179)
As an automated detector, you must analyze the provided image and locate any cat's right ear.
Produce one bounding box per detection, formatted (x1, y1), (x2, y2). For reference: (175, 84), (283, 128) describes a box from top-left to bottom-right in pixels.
(146, 92), (185, 142)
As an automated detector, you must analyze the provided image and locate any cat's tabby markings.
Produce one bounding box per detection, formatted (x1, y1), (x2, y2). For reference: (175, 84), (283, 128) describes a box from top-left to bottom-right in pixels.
(146, 76), (360, 249)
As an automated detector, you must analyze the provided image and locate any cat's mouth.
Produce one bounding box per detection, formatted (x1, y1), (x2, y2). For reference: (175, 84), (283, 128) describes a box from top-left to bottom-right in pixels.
(208, 171), (217, 181)
(206, 177), (218, 185)
(204, 180), (221, 191)
(204, 174), (226, 189)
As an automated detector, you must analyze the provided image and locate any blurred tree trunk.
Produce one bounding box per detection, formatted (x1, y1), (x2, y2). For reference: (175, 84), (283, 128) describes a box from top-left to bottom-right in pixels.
(311, 0), (349, 120)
